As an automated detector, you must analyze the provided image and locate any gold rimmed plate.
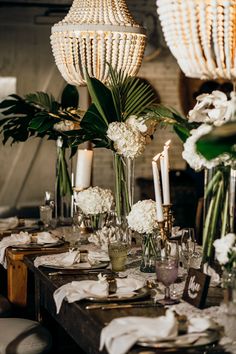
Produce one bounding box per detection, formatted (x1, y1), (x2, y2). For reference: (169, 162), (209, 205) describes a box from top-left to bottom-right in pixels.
(12, 239), (65, 250)
(41, 261), (109, 271)
(137, 329), (219, 351)
(87, 286), (150, 303)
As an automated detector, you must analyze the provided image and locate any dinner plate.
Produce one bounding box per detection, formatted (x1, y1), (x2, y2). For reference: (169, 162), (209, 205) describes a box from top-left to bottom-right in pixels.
(137, 329), (219, 350)
(87, 286), (150, 303)
(41, 261), (109, 271)
(12, 239), (65, 249)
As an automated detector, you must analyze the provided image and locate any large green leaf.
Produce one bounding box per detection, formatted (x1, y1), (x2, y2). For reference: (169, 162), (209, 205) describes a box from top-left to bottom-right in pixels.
(86, 73), (118, 124)
(173, 124), (190, 143)
(196, 122), (236, 160)
(25, 92), (55, 111)
(81, 104), (108, 136)
(61, 85), (79, 109)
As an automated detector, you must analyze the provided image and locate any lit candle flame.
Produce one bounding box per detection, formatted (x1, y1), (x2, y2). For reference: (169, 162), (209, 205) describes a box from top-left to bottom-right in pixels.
(152, 153), (161, 162)
(165, 139), (171, 147)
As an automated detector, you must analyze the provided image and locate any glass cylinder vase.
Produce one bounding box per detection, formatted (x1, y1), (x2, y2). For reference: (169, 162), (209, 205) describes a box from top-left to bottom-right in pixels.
(112, 152), (135, 223)
(140, 233), (159, 273)
(203, 165), (236, 264)
(55, 137), (72, 223)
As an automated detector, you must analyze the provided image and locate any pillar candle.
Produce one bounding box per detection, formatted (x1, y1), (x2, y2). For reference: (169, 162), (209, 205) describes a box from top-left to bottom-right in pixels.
(75, 149), (93, 190)
(152, 154), (164, 222)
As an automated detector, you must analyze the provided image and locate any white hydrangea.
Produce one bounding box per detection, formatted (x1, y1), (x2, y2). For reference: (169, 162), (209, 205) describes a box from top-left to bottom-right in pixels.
(213, 233), (236, 265)
(107, 121), (146, 159)
(74, 186), (114, 215)
(182, 124), (224, 171)
(126, 115), (148, 133)
(127, 200), (158, 234)
(54, 120), (75, 132)
(188, 90), (234, 126)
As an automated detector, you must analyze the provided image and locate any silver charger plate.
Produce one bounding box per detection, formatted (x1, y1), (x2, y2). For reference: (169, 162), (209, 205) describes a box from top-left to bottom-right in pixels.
(12, 239), (65, 249)
(137, 329), (219, 350)
(41, 261), (109, 271)
(87, 286), (150, 303)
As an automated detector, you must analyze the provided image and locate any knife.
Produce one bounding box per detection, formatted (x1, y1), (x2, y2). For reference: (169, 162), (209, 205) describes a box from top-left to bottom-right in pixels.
(86, 301), (162, 310)
(47, 269), (112, 276)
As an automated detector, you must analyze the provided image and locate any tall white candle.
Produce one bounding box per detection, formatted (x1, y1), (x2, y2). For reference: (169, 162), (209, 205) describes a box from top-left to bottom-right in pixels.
(152, 154), (164, 222)
(161, 140), (171, 204)
(75, 149), (93, 190)
(70, 172), (74, 217)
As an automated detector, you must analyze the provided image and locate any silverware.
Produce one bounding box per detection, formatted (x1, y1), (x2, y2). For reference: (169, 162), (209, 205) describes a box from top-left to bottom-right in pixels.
(48, 269), (112, 276)
(86, 301), (162, 310)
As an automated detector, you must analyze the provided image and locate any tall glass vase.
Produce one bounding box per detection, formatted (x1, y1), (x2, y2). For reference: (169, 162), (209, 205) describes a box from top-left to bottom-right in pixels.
(112, 152), (135, 223)
(202, 165), (236, 264)
(140, 233), (159, 273)
(55, 137), (72, 222)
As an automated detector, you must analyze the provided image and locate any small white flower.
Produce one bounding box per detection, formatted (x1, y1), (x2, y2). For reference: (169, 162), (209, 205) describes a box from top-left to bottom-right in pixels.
(74, 186), (114, 215)
(126, 115), (148, 133)
(127, 200), (158, 234)
(213, 233), (236, 265)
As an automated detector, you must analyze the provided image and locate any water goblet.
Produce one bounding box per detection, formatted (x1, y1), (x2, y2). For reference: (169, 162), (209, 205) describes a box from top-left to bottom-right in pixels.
(155, 256), (179, 305)
(39, 205), (52, 230)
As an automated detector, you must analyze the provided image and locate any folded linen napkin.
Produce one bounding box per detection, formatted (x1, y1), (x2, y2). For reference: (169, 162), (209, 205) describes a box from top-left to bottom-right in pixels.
(0, 217), (18, 232)
(188, 316), (218, 333)
(0, 231), (31, 268)
(34, 250), (80, 268)
(100, 310), (178, 354)
(88, 250), (110, 265)
(53, 275), (145, 313)
(35, 232), (58, 245)
(54, 276), (109, 313)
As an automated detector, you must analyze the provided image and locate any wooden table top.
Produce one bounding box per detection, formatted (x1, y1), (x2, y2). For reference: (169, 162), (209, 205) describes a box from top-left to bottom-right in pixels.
(24, 256), (228, 354)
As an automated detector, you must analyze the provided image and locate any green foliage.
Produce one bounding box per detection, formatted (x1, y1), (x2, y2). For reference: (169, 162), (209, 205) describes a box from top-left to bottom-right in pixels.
(196, 122), (236, 160)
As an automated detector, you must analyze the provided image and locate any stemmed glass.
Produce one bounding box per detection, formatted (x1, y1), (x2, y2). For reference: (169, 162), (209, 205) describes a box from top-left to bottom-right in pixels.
(181, 228), (196, 270)
(155, 256), (179, 305)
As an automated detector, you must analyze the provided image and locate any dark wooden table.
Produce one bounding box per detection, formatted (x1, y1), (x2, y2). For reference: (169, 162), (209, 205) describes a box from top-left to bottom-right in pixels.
(24, 257), (228, 354)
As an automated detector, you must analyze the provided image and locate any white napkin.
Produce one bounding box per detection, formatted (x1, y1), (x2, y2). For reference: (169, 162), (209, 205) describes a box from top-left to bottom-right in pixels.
(203, 263), (220, 287)
(35, 232), (58, 245)
(100, 310), (178, 354)
(188, 317), (218, 333)
(0, 232), (31, 268)
(53, 275), (145, 314)
(0, 217), (18, 232)
(54, 276), (109, 313)
(34, 250), (80, 268)
(88, 250), (110, 265)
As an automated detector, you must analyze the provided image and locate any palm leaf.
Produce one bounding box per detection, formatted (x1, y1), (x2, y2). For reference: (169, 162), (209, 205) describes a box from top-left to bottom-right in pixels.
(25, 92), (56, 111)
(61, 84), (79, 109)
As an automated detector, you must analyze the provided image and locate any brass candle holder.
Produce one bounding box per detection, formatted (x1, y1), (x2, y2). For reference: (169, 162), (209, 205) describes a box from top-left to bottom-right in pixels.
(163, 204), (173, 239)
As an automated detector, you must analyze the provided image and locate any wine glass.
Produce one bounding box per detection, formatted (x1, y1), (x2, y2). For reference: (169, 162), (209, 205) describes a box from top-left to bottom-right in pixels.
(181, 228), (196, 270)
(155, 256), (179, 305)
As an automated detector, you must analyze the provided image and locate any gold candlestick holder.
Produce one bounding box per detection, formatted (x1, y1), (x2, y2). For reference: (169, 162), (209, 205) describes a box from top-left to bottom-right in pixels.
(163, 204), (173, 239)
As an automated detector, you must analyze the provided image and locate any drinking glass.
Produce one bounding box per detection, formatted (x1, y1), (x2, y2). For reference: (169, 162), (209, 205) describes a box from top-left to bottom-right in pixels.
(39, 205), (52, 229)
(108, 242), (128, 272)
(181, 228), (196, 270)
(155, 256), (179, 305)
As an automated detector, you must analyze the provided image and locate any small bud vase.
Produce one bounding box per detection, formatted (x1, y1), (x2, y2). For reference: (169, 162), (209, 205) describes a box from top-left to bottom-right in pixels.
(140, 233), (159, 273)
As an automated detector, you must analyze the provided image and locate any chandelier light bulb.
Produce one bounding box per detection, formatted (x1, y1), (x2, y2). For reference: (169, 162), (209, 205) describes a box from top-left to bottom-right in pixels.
(157, 0), (236, 80)
(51, 0), (147, 86)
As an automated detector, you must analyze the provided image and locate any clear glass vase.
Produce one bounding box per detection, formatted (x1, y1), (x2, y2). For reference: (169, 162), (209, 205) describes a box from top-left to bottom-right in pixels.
(140, 233), (159, 273)
(112, 152), (135, 223)
(202, 165), (236, 264)
(55, 137), (72, 223)
(222, 267), (236, 304)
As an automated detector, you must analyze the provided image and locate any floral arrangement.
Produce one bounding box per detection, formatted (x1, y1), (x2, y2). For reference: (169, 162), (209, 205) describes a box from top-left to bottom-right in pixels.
(214, 233), (236, 271)
(152, 89), (236, 264)
(74, 186), (114, 215)
(0, 85), (81, 199)
(127, 200), (157, 234)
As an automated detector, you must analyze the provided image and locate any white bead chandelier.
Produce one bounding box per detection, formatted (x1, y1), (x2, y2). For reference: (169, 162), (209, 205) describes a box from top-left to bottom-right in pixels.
(51, 0), (147, 86)
(157, 0), (236, 80)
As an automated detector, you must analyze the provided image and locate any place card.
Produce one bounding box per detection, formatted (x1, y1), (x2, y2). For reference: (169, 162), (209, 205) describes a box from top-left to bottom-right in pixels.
(182, 268), (210, 308)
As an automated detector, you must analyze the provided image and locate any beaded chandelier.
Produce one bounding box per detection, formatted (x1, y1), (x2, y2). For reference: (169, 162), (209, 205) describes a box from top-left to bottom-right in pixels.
(157, 0), (236, 80)
(51, 0), (147, 86)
